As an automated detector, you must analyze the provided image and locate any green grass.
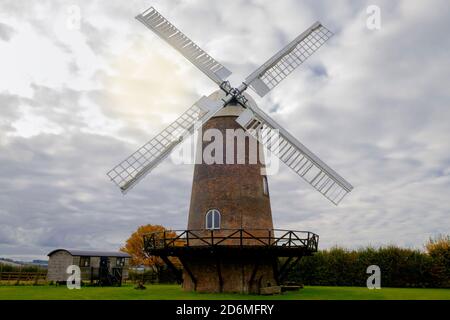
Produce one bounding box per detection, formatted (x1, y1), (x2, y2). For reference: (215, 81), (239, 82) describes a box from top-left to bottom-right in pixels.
(0, 284), (449, 300)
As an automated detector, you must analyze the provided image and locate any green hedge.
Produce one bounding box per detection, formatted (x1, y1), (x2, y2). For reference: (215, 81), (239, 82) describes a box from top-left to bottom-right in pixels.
(128, 267), (179, 284)
(287, 244), (450, 288)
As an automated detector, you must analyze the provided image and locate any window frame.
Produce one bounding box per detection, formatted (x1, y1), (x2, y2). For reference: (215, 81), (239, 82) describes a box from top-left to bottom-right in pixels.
(79, 256), (90, 267)
(205, 209), (221, 230)
(116, 257), (125, 267)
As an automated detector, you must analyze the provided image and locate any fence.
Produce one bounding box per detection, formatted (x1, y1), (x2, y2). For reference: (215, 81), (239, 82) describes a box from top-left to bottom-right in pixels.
(144, 228), (319, 252)
(0, 271), (47, 285)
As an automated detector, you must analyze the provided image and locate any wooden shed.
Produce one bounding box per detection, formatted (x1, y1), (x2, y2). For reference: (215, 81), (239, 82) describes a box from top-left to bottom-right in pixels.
(47, 249), (131, 286)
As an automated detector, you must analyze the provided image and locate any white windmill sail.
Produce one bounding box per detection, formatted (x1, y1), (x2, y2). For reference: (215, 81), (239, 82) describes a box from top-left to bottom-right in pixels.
(107, 96), (225, 193)
(245, 22), (333, 97)
(236, 107), (353, 205)
(136, 7), (232, 85)
(109, 7), (353, 205)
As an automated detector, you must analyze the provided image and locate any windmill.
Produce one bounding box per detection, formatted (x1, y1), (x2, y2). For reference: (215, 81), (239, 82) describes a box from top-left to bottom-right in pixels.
(108, 7), (353, 293)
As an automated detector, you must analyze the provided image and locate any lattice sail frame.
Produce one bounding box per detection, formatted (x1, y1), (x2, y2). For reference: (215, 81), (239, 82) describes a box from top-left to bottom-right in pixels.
(136, 7), (231, 85)
(107, 97), (224, 193)
(236, 107), (353, 205)
(245, 22), (333, 97)
(109, 7), (353, 204)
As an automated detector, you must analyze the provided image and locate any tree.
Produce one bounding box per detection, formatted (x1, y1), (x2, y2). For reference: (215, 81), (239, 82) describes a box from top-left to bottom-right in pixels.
(426, 234), (450, 253)
(120, 224), (180, 274)
(425, 234), (450, 287)
(289, 239), (450, 288)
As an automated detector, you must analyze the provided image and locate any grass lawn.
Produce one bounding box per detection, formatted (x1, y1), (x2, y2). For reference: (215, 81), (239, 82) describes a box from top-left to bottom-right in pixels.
(0, 284), (449, 300)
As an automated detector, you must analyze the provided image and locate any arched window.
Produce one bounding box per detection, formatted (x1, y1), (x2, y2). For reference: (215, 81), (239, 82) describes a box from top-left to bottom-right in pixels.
(262, 176), (269, 196)
(205, 209), (221, 230)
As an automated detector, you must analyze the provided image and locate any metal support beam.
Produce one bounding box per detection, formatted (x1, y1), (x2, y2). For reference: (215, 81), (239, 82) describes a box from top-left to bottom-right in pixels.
(272, 258), (280, 286)
(178, 258), (197, 290)
(216, 257), (223, 293)
(160, 255), (182, 284)
(278, 257), (294, 278)
(278, 257), (302, 284)
(248, 261), (260, 292)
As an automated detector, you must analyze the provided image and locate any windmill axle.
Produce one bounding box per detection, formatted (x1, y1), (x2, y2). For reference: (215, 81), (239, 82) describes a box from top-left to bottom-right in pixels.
(219, 81), (249, 108)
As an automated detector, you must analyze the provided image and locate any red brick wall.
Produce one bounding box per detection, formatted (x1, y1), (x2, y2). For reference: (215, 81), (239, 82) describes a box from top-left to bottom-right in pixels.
(187, 114), (274, 232)
(183, 112), (276, 292)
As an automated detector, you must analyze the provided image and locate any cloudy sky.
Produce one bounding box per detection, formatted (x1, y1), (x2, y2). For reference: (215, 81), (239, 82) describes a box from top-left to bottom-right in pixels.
(1, 0), (449, 260)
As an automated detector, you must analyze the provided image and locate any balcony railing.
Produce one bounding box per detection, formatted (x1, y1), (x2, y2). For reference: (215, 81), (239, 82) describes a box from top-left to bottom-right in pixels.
(144, 229), (319, 252)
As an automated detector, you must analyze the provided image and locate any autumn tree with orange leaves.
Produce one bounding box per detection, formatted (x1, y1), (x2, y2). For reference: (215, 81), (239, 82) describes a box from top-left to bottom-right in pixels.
(425, 235), (450, 287)
(120, 224), (180, 273)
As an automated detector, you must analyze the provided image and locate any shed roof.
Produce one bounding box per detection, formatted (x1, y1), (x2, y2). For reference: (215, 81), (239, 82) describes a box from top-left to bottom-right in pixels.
(48, 249), (131, 258)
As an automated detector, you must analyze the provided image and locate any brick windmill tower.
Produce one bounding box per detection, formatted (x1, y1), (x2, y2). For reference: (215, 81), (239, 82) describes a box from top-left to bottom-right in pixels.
(108, 7), (353, 293)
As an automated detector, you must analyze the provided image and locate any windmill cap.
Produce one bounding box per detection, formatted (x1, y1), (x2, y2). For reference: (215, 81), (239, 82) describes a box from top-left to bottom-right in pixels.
(208, 90), (258, 117)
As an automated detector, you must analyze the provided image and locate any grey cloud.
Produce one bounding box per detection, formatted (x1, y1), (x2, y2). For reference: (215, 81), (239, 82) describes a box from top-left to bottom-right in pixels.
(0, 130), (193, 258)
(0, 22), (15, 41)
(0, 93), (21, 116)
(81, 21), (111, 56)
